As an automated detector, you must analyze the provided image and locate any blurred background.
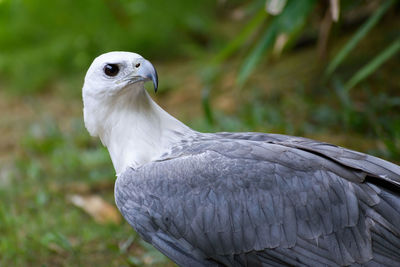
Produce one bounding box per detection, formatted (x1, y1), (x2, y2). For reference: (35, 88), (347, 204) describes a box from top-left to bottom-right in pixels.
(0, 0), (399, 266)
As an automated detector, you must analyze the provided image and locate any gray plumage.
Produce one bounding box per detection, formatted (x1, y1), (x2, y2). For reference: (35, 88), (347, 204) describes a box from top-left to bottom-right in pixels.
(115, 133), (400, 266)
(82, 52), (400, 267)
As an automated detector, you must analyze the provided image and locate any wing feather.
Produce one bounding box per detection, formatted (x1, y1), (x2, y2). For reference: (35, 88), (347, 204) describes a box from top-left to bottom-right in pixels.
(116, 136), (400, 266)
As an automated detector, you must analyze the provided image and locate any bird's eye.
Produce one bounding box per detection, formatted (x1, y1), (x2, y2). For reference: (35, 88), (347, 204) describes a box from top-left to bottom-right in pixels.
(104, 64), (120, 77)
(135, 63), (140, 68)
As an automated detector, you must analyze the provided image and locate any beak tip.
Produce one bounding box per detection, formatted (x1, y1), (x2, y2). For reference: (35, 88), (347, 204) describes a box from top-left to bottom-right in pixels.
(152, 74), (158, 93)
(141, 59), (158, 93)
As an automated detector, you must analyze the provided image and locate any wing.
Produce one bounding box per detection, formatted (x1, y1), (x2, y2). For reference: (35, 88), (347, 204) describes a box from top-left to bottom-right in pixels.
(213, 132), (400, 185)
(115, 138), (400, 266)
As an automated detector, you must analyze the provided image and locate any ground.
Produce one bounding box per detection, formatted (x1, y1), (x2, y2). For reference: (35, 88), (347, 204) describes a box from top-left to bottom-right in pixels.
(0, 37), (398, 266)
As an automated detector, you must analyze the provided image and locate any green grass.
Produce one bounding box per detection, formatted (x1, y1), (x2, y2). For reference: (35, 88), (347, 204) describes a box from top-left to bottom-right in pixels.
(0, 118), (174, 266)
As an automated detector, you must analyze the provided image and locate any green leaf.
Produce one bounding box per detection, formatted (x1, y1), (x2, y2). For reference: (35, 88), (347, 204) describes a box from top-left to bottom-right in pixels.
(213, 8), (267, 64)
(325, 0), (395, 77)
(202, 85), (214, 125)
(344, 37), (400, 91)
(237, 0), (315, 86)
(237, 24), (278, 86)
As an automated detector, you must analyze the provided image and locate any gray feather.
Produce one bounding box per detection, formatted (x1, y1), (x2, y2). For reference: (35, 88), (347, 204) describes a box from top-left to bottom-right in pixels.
(115, 133), (400, 266)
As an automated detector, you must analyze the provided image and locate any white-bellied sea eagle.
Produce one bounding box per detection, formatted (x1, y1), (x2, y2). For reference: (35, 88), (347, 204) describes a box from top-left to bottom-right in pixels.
(82, 51), (400, 266)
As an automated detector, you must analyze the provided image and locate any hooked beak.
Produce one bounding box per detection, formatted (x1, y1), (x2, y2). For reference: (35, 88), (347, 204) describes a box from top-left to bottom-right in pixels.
(136, 59), (158, 92)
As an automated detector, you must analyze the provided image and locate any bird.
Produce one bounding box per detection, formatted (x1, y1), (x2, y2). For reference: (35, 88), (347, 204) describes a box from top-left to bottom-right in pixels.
(82, 51), (400, 266)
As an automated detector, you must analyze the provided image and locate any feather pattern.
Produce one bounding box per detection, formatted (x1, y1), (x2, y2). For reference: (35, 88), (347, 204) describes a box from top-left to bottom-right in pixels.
(115, 133), (400, 266)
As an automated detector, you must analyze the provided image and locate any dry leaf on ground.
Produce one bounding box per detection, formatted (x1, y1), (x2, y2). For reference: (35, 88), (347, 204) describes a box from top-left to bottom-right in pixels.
(68, 194), (121, 224)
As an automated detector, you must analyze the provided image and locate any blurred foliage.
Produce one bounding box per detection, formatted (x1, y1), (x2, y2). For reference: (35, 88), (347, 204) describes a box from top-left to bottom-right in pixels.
(201, 0), (400, 160)
(0, 0), (216, 93)
(325, 0), (395, 78)
(208, 0), (398, 87)
(238, 0), (316, 85)
(0, 0), (399, 266)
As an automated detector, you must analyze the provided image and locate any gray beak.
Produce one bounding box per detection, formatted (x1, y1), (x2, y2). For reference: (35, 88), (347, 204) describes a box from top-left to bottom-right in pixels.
(137, 59), (158, 92)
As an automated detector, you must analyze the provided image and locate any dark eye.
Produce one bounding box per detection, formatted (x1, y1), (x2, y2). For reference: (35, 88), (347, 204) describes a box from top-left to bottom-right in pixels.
(104, 64), (119, 77)
(135, 63), (140, 68)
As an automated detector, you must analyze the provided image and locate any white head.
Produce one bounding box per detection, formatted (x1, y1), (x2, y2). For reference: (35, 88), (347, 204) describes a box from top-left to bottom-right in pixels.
(82, 51), (158, 137)
(82, 51), (191, 174)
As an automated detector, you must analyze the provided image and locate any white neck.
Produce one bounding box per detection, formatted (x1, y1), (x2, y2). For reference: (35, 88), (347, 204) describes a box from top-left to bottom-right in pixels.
(85, 85), (194, 175)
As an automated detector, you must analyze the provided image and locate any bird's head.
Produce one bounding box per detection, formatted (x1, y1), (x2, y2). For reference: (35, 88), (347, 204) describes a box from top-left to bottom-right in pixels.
(83, 51), (158, 97)
(82, 51), (158, 137)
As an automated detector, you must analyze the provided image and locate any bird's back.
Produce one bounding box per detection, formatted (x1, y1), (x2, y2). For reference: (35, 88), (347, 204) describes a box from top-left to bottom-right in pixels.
(115, 132), (400, 266)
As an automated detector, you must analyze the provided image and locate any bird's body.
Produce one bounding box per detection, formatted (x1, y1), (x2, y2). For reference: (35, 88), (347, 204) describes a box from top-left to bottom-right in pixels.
(83, 52), (400, 266)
